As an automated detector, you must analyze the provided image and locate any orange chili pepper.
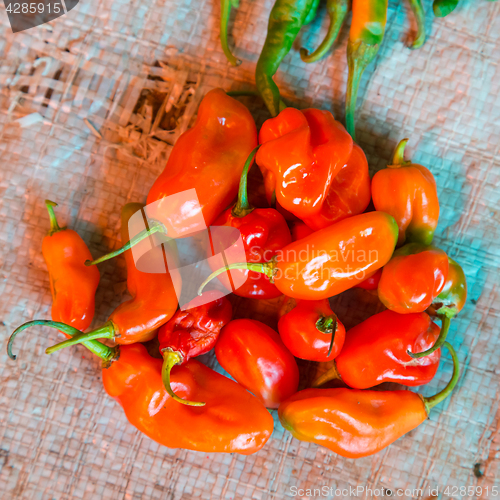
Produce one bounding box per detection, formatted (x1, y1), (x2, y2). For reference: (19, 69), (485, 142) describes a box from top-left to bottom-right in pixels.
(278, 299), (346, 361)
(14, 203), (180, 352)
(86, 89), (258, 265)
(200, 211), (398, 300)
(378, 243), (449, 314)
(279, 342), (459, 458)
(312, 310), (441, 389)
(302, 144), (371, 230)
(215, 319), (299, 408)
(256, 107), (353, 220)
(372, 138), (439, 246)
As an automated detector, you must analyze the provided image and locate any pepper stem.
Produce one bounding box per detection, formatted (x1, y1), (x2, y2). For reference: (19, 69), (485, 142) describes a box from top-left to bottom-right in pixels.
(345, 40), (381, 141)
(311, 361), (341, 388)
(390, 138), (411, 167)
(45, 321), (116, 354)
(407, 0), (426, 49)
(220, 0), (242, 66)
(232, 146), (260, 218)
(7, 320), (117, 362)
(161, 350), (206, 407)
(45, 200), (63, 235)
(300, 0), (348, 63)
(197, 261), (276, 296)
(407, 315), (451, 359)
(85, 220), (167, 266)
(423, 341), (460, 413)
(315, 314), (338, 357)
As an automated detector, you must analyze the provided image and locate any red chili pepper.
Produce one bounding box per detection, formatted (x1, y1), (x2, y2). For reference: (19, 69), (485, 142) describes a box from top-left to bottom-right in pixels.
(158, 291), (232, 406)
(372, 138), (440, 246)
(215, 319), (299, 408)
(278, 299), (346, 361)
(211, 148), (292, 299)
(279, 342), (459, 459)
(378, 243), (449, 314)
(302, 144), (371, 230)
(290, 221), (314, 241)
(312, 310), (441, 389)
(256, 107), (353, 220)
(353, 268), (382, 290)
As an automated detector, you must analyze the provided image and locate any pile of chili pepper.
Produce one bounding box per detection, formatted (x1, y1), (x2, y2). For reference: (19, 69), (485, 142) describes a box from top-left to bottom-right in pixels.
(8, 88), (467, 459)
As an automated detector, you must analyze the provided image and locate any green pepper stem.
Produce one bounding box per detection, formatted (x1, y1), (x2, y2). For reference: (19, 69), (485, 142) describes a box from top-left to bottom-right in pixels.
(45, 200), (62, 235)
(300, 0), (348, 63)
(85, 220), (167, 266)
(7, 320), (117, 362)
(407, 315), (451, 359)
(389, 138), (411, 167)
(345, 40), (381, 141)
(232, 146), (260, 218)
(220, 0), (242, 66)
(161, 350), (206, 407)
(197, 261), (275, 296)
(423, 341), (460, 413)
(407, 0), (426, 49)
(311, 361), (340, 388)
(433, 0), (459, 17)
(45, 321), (116, 355)
(315, 314), (338, 357)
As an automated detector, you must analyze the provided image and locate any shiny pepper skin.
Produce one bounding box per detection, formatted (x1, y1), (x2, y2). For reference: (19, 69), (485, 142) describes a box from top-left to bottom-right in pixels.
(278, 299), (346, 361)
(372, 138), (440, 246)
(102, 343), (274, 454)
(302, 144), (371, 231)
(378, 243), (449, 314)
(42, 201), (100, 335)
(313, 310), (441, 389)
(256, 107), (353, 220)
(215, 319), (299, 408)
(146, 89), (258, 238)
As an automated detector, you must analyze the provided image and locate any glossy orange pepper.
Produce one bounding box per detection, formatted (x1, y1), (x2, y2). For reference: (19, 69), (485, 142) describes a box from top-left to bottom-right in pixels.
(86, 89), (258, 265)
(312, 310), (441, 389)
(302, 144), (371, 230)
(29, 203), (180, 352)
(278, 299), (346, 361)
(378, 243), (449, 314)
(215, 319), (299, 408)
(372, 139), (439, 246)
(42, 200), (100, 334)
(256, 107), (353, 220)
(200, 211), (398, 300)
(279, 342), (459, 458)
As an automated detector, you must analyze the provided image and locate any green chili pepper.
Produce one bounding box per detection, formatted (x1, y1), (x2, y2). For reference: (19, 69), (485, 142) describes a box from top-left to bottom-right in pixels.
(220, 0), (242, 66)
(407, 0), (426, 49)
(300, 0), (349, 63)
(433, 0), (459, 17)
(345, 0), (388, 141)
(256, 0), (319, 116)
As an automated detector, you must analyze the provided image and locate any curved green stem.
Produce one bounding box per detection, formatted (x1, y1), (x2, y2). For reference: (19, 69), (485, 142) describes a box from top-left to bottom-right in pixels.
(407, 0), (426, 49)
(45, 321), (116, 354)
(345, 40), (381, 141)
(220, 0), (242, 66)
(45, 200), (62, 235)
(161, 350), (206, 407)
(198, 261), (275, 296)
(315, 314), (338, 357)
(8, 320), (116, 362)
(311, 361), (340, 388)
(423, 341), (460, 413)
(300, 0), (348, 63)
(433, 0), (459, 17)
(389, 138), (410, 167)
(85, 220), (167, 266)
(232, 146), (260, 218)
(408, 315), (451, 359)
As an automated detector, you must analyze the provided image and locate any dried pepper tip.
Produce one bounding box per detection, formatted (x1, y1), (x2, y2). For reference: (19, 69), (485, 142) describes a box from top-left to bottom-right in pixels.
(232, 145), (260, 218)
(85, 220), (168, 266)
(432, 0), (460, 17)
(8, 320), (117, 362)
(300, 0), (348, 63)
(220, 0), (242, 66)
(311, 361), (341, 388)
(315, 315), (338, 357)
(407, 0), (426, 49)
(423, 341), (460, 413)
(407, 315), (451, 359)
(161, 350), (206, 407)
